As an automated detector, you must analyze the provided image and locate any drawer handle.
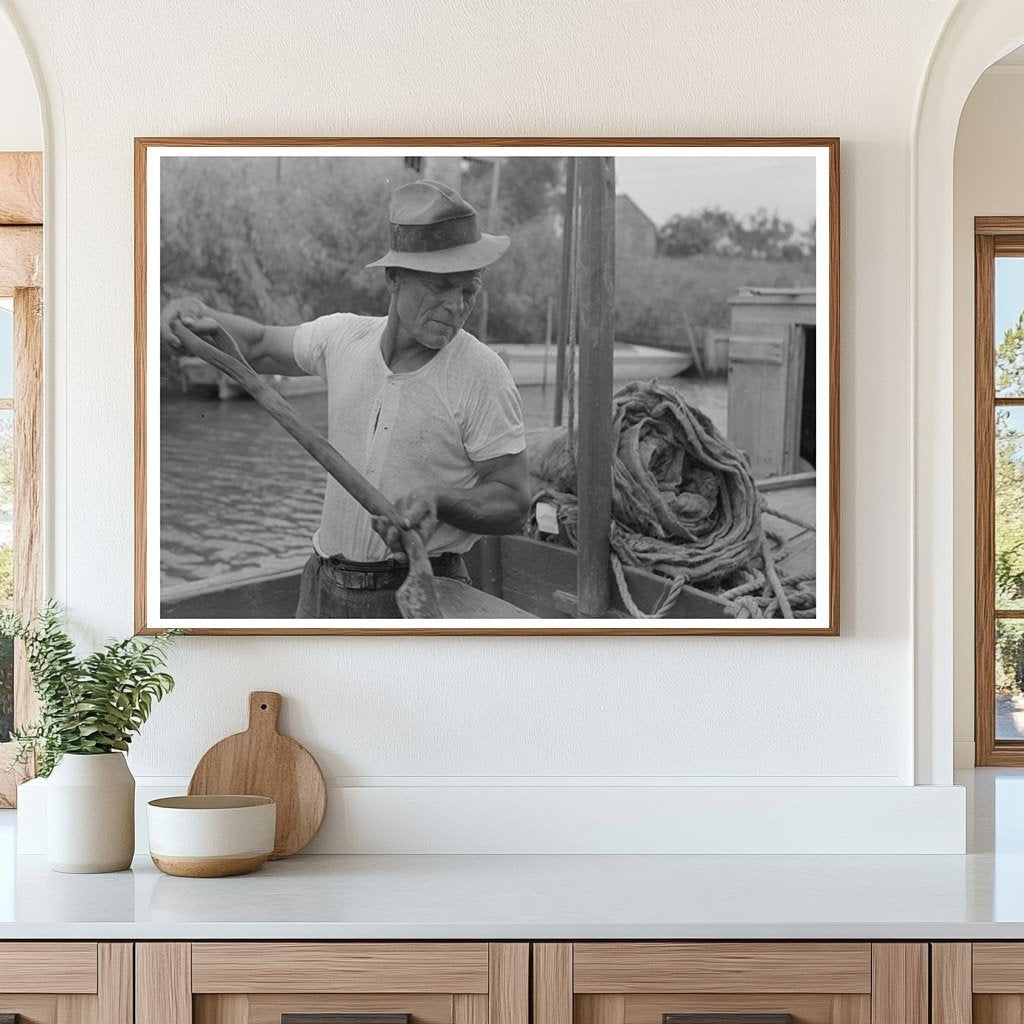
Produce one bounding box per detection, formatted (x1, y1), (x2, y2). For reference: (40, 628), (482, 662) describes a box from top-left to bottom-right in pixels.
(664, 1016), (795, 1024)
(283, 1016), (411, 1024)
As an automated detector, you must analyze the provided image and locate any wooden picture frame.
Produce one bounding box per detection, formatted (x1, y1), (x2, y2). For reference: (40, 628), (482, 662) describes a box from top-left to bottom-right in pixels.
(135, 137), (839, 635)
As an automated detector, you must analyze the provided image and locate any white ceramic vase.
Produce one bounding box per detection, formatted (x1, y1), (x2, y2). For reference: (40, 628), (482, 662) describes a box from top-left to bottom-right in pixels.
(46, 752), (135, 873)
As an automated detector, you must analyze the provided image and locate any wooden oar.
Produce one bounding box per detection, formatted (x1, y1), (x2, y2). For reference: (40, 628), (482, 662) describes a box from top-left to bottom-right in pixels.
(169, 317), (535, 620)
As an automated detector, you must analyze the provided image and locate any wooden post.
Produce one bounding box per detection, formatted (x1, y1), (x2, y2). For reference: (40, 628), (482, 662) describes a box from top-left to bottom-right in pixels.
(541, 297), (553, 391)
(554, 157), (577, 427)
(575, 156), (615, 618)
(478, 157), (502, 347)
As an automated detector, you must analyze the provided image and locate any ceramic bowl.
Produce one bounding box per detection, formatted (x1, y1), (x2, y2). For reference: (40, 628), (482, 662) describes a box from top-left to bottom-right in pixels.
(147, 795), (276, 877)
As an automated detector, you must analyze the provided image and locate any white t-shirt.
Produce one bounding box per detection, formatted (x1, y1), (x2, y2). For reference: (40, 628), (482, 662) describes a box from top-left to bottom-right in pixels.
(293, 314), (526, 561)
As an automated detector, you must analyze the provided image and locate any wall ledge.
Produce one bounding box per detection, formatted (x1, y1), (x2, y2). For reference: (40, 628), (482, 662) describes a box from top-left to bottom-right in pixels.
(18, 778), (967, 856)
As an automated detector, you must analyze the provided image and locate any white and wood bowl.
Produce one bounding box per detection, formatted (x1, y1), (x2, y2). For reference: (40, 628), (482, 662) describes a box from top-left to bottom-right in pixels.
(147, 795), (276, 877)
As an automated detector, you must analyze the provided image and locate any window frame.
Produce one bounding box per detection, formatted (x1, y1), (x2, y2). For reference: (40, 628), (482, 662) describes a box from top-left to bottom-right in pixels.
(975, 217), (1024, 765)
(0, 151), (43, 807)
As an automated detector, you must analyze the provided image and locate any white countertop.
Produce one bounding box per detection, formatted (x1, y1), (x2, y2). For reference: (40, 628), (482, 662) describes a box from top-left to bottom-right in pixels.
(0, 848), (1021, 941)
(1, 769), (1022, 941)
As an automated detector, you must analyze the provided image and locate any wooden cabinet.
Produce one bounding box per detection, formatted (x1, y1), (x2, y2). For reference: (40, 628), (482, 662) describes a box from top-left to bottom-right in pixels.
(136, 944), (528, 1024)
(532, 944), (928, 1024)
(0, 938), (955, 1024)
(0, 943), (132, 1024)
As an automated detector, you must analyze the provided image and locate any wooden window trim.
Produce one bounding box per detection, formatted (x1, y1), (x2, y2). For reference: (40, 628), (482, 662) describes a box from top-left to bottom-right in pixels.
(0, 151), (43, 807)
(976, 218), (1024, 765)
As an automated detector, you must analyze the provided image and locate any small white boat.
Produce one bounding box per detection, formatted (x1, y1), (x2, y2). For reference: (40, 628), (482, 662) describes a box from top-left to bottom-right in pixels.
(176, 357), (326, 400)
(488, 341), (692, 387)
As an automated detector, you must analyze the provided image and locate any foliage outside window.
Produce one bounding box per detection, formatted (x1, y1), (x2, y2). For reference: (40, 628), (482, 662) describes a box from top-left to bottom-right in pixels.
(996, 311), (1024, 702)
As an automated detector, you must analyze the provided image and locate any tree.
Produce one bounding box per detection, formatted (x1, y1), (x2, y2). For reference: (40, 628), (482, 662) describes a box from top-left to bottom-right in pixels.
(997, 309), (1024, 397)
(995, 311), (1024, 693)
(460, 156), (562, 228)
(996, 407), (1024, 607)
(657, 206), (812, 260)
(997, 620), (1024, 692)
(732, 207), (798, 260)
(995, 313), (1024, 612)
(658, 208), (737, 257)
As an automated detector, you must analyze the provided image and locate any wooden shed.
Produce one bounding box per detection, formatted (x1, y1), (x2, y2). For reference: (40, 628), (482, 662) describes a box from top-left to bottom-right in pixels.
(727, 286), (816, 480)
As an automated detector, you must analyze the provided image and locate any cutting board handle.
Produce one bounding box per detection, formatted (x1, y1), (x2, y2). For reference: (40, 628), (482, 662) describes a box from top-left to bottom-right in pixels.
(248, 691), (282, 734)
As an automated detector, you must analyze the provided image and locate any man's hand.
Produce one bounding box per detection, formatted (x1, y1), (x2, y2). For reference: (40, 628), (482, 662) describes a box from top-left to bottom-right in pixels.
(161, 296), (209, 354)
(371, 452), (530, 560)
(372, 487), (443, 562)
(160, 301), (304, 376)
(171, 316), (250, 368)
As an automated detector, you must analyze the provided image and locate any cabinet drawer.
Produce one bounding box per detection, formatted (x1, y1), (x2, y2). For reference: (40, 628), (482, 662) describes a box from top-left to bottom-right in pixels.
(572, 944), (871, 994)
(0, 943), (130, 1024)
(191, 944), (491, 994)
(139, 943), (528, 1024)
(534, 943), (926, 1024)
(0, 942), (98, 994)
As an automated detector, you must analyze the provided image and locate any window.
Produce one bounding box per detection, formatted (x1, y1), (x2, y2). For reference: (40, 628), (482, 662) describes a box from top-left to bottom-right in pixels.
(0, 150), (43, 806)
(976, 219), (1024, 764)
(0, 302), (13, 745)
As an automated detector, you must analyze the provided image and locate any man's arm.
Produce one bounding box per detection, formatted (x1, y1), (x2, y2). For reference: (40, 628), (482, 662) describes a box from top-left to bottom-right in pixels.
(373, 450), (532, 555)
(438, 449), (532, 534)
(160, 296), (304, 376)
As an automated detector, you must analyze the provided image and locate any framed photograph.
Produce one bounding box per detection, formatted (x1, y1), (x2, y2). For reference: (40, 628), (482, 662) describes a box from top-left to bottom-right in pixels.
(135, 137), (838, 635)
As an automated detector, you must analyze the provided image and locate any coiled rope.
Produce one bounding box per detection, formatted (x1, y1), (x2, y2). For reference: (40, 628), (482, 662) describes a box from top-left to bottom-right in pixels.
(529, 380), (817, 619)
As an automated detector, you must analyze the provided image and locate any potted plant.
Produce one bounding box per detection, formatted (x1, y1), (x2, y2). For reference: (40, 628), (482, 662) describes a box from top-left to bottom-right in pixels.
(2, 602), (179, 873)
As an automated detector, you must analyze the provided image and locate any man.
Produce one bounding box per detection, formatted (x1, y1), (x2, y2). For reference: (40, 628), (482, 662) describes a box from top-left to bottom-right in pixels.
(162, 179), (531, 619)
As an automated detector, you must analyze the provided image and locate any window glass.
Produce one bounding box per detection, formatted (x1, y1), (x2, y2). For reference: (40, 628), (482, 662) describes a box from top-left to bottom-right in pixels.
(996, 257), (1024, 397)
(997, 620), (1024, 740)
(0, 307), (13, 399)
(0, 409), (11, 742)
(997, 407), (1024, 610)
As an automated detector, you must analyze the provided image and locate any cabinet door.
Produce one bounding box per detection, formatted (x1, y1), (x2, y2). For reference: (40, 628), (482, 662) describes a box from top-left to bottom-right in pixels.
(0, 943), (131, 1024)
(533, 944), (927, 1024)
(137, 943), (528, 1024)
(943, 943), (1024, 1024)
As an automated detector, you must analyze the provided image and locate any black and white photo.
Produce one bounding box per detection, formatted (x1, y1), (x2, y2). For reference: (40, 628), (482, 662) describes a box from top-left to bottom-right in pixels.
(136, 140), (838, 634)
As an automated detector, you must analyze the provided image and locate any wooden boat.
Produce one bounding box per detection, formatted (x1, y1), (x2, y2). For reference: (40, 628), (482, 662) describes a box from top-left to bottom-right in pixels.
(177, 357), (326, 400)
(462, 474), (814, 620)
(160, 470), (815, 622)
(488, 341), (692, 387)
(163, 563), (304, 619)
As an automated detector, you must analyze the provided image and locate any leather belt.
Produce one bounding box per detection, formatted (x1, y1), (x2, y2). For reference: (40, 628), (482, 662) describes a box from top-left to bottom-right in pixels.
(319, 551), (462, 591)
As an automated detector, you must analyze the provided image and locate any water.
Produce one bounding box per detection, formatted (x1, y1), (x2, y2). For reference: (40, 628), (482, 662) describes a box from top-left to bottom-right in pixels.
(160, 391), (329, 589)
(159, 374), (727, 589)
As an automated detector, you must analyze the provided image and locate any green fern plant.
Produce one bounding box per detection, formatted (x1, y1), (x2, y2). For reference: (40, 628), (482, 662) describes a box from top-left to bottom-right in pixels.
(1, 602), (181, 777)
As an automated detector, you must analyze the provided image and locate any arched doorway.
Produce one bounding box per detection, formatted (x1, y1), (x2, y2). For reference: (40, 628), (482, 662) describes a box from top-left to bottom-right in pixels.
(913, 1), (1024, 784)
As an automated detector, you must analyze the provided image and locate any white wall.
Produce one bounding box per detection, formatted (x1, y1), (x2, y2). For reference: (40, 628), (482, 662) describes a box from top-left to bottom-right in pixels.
(0, 0), (973, 852)
(0, 10), (39, 151)
(952, 66), (1024, 767)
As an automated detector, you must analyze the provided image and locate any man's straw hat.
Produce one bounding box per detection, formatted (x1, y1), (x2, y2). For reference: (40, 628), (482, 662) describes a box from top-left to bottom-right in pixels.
(366, 179), (510, 274)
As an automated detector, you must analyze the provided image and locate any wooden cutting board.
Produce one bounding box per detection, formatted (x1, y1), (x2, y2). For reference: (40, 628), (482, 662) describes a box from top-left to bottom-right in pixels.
(188, 691), (326, 859)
